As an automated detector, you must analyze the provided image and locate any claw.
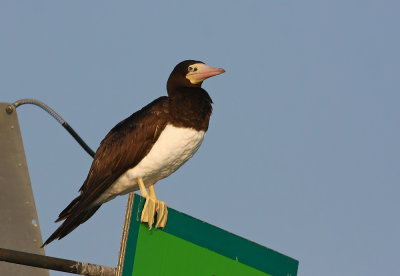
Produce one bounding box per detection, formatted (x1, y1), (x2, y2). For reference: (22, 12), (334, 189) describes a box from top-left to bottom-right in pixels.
(141, 196), (156, 229)
(155, 200), (168, 228)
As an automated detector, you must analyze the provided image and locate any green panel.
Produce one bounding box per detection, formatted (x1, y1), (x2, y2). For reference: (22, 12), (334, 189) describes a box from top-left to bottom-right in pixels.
(132, 223), (271, 276)
(163, 208), (298, 276)
(122, 194), (299, 276)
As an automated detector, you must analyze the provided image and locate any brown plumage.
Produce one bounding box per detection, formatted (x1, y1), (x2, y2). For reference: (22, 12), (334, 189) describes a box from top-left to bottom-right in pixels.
(43, 60), (224, 246)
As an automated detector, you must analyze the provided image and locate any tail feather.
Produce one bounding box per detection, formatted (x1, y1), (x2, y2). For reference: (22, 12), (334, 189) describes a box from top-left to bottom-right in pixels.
(42, 198), (101, 247)
(56, 195), (81, 222)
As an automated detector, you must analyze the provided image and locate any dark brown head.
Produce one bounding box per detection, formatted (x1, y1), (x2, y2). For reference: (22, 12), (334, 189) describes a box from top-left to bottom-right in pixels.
(167, 60), (225, 94)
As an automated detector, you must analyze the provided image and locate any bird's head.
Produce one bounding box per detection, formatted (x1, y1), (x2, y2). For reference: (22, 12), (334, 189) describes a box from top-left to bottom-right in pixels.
(167, 60), (225, 92)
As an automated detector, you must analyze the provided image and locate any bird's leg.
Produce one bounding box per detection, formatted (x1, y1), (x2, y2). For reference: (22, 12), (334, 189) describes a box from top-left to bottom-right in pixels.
(138, 178), (156, 229)
(138, 177), (148, 197)
(149, 185), (168, 228)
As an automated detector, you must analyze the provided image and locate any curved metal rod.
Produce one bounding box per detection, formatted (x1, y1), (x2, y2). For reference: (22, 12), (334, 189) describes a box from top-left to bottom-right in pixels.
(13, 99), (65, 124)
(8, 98), (96, 158)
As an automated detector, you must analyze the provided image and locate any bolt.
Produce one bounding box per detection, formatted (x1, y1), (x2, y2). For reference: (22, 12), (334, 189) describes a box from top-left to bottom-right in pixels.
(6, 105), (14, 114)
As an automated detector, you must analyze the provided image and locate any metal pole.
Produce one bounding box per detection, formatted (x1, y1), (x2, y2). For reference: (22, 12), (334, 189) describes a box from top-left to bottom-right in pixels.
(0, 102), (49, 275)
(0, 248), (116, 276)
(116, 192), (135, 276)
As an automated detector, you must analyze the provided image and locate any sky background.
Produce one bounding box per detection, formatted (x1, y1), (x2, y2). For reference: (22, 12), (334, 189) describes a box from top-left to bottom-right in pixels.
(1, 1), (400, 275)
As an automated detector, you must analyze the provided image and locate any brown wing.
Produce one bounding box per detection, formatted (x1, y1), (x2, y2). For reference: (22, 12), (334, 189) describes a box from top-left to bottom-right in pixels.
(79, 96), (169, 204)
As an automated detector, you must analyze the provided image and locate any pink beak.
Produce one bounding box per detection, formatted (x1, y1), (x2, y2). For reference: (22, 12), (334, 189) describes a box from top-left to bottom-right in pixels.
(188, 64), (225, 83)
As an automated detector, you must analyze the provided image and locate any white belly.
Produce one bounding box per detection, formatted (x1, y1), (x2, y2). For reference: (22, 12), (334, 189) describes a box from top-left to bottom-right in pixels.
(96, 124), (205, 204)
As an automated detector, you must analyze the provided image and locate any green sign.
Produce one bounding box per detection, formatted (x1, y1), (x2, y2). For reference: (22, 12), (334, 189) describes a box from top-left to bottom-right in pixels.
(119, 194), (298, 276)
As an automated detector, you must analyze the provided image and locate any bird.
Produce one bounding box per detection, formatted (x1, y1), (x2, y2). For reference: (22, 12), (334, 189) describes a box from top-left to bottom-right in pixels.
(42, 60), (225, 246)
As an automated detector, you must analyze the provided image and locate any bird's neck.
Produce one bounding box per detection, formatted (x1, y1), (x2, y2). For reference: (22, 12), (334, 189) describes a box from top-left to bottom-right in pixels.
(168, 87), (213, 131)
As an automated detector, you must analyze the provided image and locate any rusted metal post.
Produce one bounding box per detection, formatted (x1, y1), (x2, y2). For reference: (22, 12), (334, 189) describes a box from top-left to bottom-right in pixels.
(0, 247), (116, 276)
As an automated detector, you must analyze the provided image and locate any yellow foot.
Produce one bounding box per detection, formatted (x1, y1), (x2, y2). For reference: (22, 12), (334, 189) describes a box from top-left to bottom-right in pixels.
(140, 196), (168, 229)
(155, 200), (168, 228)
(138, 178), (168, 229)
(140, 195), (156, 228)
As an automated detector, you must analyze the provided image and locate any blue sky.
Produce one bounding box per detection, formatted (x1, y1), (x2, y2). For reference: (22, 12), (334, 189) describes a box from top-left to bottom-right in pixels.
(1, 1), (399, 275)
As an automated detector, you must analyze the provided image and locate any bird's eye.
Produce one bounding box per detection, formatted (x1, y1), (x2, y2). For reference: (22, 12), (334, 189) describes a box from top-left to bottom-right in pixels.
(188, 66), (193, 72)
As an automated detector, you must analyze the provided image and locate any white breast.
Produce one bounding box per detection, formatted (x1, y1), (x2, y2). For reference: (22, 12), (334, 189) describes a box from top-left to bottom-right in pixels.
(97, 124), (206, 204)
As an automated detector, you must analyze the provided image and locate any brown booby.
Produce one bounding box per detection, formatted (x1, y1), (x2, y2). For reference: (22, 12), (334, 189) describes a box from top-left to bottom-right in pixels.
(43, 60), (225, 246)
